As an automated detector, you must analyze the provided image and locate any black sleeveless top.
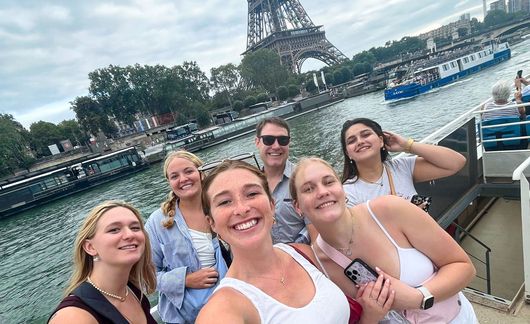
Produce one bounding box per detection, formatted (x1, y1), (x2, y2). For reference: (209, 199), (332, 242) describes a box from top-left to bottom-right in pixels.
(49, 282), (157, 324)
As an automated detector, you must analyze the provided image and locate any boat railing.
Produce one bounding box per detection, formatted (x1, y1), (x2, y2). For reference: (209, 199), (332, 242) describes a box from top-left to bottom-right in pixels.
(512, 157), (530, 303)
(452, 221), (492, 294)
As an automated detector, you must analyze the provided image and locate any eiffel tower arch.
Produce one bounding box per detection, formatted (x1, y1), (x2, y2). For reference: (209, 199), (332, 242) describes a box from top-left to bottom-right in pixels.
(244, 0), (348, 73)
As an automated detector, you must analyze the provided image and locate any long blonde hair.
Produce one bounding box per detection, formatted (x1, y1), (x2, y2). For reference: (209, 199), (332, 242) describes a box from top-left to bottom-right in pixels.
(161, 150), (203, 228)
(289, 157), (341, 203)
(63, 201), (156, 297)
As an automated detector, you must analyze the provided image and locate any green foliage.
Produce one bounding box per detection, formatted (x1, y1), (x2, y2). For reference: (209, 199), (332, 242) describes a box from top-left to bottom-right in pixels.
(287, 84), (300, 98)
(352, 63), (372, 76)
(0, 114), (34, 177)
(368, 36), (426, 63)
(233, 100), (244, 112)
(256, 93), (269, 102)
(277, 86), (289, 101)
(57, 120), (88, 146)
(484, 10), (510, 27)
(28, 121), (64, 157)
(240, 49), (290, 93)
(352, 51), (377, 66)
(333, 70), (344, 85)
(244, 96), (257, 107)
(305, 76), (318, 93)
(71, 96), (117, 137)
(189, 102), (211, 128)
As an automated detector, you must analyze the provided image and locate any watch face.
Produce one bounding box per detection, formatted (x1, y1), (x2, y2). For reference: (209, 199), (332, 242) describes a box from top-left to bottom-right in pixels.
(424, 296), (435, 309)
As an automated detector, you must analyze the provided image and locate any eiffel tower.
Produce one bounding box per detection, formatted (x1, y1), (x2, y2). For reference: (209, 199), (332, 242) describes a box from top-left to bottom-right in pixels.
(244, 0), (348, 73)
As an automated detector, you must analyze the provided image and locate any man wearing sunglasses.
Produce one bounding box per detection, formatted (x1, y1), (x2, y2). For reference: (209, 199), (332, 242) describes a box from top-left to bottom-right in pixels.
(255, 117), (318, 244)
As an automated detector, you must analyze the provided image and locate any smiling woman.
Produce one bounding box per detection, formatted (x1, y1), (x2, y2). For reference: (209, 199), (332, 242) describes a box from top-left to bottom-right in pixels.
(144, 150), (228, 324)
(48, 201), (157, 323)
(196, 160), (393, 324)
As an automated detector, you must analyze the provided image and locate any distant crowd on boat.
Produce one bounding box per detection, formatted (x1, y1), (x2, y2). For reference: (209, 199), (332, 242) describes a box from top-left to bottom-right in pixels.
(48, 111), (484, 323)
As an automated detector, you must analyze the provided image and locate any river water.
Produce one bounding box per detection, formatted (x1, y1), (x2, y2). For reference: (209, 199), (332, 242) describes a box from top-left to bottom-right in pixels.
(1, 39), (529, 323)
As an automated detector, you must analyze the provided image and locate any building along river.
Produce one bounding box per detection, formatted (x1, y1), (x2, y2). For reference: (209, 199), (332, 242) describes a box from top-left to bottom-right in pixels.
(1, 39), (530, 323)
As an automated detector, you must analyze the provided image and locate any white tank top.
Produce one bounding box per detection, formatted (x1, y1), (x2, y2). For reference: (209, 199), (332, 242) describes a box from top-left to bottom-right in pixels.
(214, 243), (349, 324)
(188, 229), (216, 268)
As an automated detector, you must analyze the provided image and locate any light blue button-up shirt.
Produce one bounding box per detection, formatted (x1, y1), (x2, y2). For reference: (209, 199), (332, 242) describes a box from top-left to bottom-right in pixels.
(145, 205), (228, 324)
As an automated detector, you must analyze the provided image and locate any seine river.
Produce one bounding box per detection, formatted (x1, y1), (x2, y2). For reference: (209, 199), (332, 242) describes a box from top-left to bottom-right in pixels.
(1, 39), (530, 323)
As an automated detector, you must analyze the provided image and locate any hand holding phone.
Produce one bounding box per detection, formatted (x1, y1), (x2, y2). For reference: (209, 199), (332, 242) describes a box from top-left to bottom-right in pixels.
(344, 258), (378, 285)
(410, 194), (432, 212)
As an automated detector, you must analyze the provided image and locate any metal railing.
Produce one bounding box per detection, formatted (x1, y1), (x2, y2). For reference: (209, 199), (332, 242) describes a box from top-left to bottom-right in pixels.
(453, 221), (492, 294)
(512, 156), (530, 303)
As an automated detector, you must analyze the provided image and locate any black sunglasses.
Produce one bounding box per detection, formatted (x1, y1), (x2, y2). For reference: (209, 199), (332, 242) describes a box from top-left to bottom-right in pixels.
(198, 152), (261, 173)
(260, 135), (290, 146)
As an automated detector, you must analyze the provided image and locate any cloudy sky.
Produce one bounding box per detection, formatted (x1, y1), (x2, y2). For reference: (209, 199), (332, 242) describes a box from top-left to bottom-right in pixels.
(0, 0), (485, 128)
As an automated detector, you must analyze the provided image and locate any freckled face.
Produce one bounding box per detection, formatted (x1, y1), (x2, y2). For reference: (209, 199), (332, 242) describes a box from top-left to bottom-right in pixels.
(85, 207), (145, 266)
(207, 168), (275, 248)
(344, 123), (384, 162)
(294, 162), (345, 224)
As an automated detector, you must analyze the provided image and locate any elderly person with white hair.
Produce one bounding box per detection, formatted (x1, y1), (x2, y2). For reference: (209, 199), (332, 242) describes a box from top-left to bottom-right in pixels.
(482, 80), (525, 120)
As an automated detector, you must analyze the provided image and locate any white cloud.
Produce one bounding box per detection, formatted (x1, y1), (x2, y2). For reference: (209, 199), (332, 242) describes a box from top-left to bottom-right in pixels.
(0, 0), (481, 128)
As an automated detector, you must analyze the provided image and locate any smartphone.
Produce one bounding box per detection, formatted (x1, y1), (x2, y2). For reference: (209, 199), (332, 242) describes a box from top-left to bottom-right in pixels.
(344, 258), (378, 285)
(411, 194), (432, 212)
(517, 70), (523, 78)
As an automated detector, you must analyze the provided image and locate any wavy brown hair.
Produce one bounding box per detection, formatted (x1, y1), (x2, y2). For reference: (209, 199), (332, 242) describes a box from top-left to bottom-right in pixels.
(161, 150), (203, 228)
(63, 201), (156, 298)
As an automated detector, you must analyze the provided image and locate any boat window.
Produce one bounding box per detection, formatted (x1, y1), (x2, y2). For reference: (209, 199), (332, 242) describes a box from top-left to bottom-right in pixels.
(443, 64), (449, 71)
(463, 57), (469, 63)
(470, 55), (475, 61)
(478, 52), (482, 58)
(450, 62), (456, 68)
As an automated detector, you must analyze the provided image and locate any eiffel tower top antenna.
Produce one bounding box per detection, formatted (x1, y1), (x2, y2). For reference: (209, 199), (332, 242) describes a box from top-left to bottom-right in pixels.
(244, 0), (347, 73)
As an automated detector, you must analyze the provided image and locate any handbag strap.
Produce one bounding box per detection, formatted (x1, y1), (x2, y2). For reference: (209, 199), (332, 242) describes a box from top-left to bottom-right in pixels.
(385, 165), (396, 196)
(315, 235), (352, 269)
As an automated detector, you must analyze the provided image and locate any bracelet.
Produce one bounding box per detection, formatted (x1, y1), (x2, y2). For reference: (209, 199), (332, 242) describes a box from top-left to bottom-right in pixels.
(404, 138), (415, 153)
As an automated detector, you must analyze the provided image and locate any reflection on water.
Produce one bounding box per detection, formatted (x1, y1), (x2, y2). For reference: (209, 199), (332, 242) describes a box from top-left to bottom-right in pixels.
(1, 39), (529, 323)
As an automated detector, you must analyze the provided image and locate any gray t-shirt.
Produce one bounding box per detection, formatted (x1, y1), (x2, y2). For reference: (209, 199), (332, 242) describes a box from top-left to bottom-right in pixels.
(343, 156), (417, 207)
(270, 160), (311, 244)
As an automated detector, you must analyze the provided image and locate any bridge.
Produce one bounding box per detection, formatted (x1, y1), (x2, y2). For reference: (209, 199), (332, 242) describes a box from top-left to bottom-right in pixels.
(489, 18), (530, 39)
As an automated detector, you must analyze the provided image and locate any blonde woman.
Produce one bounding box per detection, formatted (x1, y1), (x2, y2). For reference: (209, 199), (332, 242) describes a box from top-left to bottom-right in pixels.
(49, 201), (157, 323)
(290, 157), (477, 323)
(145, 151), (228, 323)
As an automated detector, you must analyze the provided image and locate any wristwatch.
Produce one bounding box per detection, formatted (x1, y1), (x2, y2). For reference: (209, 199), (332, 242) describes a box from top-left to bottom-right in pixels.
(416, 286), (434, 310)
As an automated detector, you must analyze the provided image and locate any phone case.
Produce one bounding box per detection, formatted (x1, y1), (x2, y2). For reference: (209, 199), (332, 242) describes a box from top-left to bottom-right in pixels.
(344, 258), (378, 285)
(411, 194), (432, 212)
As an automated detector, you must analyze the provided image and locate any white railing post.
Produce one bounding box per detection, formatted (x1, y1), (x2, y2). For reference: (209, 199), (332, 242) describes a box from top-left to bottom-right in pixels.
(513, 157), (530, 303)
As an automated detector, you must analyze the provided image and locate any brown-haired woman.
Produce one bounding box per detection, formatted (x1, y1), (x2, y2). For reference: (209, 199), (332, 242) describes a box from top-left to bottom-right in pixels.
(49, 201), (157, 323)
(145, 151), (228, 323)
(196, 160), (393, 324)
(340, 118), (465, 207)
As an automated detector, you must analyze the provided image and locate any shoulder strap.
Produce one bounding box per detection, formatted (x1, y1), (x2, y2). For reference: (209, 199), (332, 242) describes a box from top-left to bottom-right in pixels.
(289, 244), (316, 267)
(385, 165), (396, 196)
(71, 282), (129, 324)
(315, 236), (351, 269)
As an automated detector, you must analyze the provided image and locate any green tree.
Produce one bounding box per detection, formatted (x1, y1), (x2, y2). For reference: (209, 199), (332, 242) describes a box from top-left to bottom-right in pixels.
(240, 49), (290, 93)
(210, 63), (243, 108)
(256, 93), (269, 102)
(71, 96), (117, 137)
(244, 96), (257, 107)
(484, 10), (510, 27)
(277, 86), (289, 100)
(0, 114), (34, 177)
(58, 120), (88, 146)
(233, 100), (244, 112)
(189, 102), (211, 128)
(287, 84), (300, 98)
(28, 121), (63, 157)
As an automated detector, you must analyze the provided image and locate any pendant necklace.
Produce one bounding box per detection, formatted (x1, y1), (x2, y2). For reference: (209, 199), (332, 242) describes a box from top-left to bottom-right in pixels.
(336, 210), (355, 257)
(86, 276), (129, 302)
(246, 251), (287, 286)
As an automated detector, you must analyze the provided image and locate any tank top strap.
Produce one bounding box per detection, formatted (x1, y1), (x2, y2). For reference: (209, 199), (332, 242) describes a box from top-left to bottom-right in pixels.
(365, 200), (400, 249)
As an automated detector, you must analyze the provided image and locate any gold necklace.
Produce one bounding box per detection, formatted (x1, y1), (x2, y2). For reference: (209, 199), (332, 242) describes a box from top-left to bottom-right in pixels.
(336, 210), (355, 256)
(86, 277), (129, 302)
(245, 251), (287, 286)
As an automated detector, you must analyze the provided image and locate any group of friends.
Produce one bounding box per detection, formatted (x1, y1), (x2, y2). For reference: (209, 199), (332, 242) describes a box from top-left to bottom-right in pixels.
(48, 116), (478, 324)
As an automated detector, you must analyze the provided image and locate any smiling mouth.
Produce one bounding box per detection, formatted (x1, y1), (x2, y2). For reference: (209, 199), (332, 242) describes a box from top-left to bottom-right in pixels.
(119, 244), (138, 250)
(233, 219), (259, 231)
(180, 183), (193, 190)
(317, 201), (336, 209)
(356, 146), (370, 152)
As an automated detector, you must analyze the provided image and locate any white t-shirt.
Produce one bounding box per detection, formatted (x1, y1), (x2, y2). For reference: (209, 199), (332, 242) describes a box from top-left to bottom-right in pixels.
(188, 229), (216, 268)
(343, 156), (417, 207)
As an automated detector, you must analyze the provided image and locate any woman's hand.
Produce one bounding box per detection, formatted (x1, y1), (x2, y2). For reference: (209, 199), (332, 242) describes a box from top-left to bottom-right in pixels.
(375, 266), (423, 310)
(356, 273), (394, 324)
(383, 131), (408, 152)
(185, 268), (219, 288)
